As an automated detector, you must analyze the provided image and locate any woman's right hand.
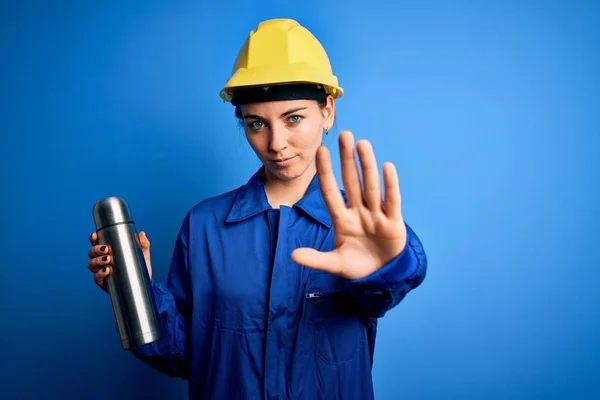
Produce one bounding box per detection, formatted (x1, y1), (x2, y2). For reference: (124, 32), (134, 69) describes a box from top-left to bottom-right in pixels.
(87, 231), (153, 292)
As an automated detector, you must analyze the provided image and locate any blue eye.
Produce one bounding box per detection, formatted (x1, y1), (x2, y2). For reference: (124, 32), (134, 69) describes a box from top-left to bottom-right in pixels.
(248, 121), (264, 130)
(288, 115), (302, 124)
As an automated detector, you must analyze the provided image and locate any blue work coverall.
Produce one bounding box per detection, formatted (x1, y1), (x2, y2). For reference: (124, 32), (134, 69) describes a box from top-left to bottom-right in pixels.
(130, 167), (427, 399)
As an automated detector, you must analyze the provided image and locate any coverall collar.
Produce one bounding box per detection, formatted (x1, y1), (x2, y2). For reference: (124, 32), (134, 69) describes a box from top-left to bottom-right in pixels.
(226, 166), (333, 228)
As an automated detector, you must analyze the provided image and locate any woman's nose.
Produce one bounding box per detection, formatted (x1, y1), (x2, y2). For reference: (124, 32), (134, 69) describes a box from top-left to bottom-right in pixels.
(269, 126), (288, 153)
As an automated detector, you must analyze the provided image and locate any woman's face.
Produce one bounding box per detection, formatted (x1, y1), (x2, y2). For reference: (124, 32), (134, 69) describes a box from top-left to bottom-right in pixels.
(241, 96), (335, 183)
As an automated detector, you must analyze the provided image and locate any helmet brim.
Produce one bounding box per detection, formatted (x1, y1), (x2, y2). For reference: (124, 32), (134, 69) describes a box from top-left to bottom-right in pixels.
(220, 62), (344, 102)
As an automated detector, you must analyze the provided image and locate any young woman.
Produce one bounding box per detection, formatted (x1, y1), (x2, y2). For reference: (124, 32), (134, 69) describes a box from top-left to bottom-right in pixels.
(87, 18), (427, 399)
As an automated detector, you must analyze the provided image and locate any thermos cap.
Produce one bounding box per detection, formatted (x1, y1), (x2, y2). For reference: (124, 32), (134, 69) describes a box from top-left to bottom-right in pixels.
(92, 197), (134, 230)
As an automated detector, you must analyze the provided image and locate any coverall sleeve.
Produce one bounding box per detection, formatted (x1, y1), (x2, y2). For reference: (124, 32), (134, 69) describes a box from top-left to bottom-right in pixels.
(347, 222), (427, 318)
(129, 214), (192, 379)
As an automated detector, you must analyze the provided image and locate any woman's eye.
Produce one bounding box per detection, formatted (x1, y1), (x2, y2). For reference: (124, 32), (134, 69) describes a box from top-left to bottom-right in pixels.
(249, 121), (264, 130)
(288, 115), (302, 124)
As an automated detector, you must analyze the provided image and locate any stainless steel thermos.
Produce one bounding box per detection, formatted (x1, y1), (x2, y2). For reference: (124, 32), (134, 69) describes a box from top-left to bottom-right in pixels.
(92, 196), (162, 350)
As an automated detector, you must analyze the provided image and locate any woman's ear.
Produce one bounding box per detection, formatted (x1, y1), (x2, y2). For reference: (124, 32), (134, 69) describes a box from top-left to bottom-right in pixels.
(322, 95), (335, 130)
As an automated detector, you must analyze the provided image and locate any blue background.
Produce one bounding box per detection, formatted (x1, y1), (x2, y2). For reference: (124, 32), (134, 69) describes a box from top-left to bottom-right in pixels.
(2, 1), (599, 399)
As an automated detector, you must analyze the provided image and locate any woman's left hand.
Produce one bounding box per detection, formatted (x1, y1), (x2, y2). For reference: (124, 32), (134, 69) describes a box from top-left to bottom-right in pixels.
(291, 130), (407, 280)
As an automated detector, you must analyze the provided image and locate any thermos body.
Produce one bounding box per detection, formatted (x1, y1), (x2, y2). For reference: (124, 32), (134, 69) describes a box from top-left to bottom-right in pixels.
(92, 197), (161, 350)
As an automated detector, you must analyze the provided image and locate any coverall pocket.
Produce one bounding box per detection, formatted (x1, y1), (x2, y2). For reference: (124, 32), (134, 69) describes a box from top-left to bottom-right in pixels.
(307, 272), (361, 365)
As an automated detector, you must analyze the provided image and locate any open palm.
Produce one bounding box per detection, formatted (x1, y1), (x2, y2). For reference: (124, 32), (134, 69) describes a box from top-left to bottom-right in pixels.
(291, 130), (407, 280)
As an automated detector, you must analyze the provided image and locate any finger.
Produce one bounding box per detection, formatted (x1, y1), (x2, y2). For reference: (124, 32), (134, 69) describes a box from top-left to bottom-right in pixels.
(316, 146), (347, 221)
(356, 139), (382, 211)
(338, 130), (363, 208)
(87, 255), (111, 273)
(88, 244), (109, 259)
(382, 162), (402, 220)
(291, 248), (343, 275)
(89, 232), (98, 246)
(136, 231), (150, 251)
(94, 266), (112, 292)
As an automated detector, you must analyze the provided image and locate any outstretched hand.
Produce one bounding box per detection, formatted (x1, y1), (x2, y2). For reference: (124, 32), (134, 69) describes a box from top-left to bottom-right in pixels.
(291, 130), (407, 280)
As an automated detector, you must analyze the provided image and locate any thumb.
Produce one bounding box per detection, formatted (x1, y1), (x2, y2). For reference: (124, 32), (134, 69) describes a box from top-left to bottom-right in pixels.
(135, 231), (152, 279)
(136, 231), (151, 251)
(291, 248), (343, 275)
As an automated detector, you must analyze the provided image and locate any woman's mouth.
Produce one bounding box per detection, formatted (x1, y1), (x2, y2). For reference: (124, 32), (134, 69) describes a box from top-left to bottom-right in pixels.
(271, 156), (297, 168)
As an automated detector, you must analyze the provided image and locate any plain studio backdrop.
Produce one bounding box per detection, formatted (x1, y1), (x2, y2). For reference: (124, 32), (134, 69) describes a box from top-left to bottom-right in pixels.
(1, 1), (598, 399)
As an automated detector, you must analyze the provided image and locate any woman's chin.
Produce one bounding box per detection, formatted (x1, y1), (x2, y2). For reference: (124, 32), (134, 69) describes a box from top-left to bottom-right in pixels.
(265, 162), (307, 182)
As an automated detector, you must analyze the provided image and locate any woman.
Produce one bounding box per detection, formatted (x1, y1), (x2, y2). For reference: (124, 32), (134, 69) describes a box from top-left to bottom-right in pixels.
(87, 18), (427, 399)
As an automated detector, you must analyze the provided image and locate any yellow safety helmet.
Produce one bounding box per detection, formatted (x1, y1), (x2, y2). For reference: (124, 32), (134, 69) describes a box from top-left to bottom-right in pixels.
(219, 18), (344, 103)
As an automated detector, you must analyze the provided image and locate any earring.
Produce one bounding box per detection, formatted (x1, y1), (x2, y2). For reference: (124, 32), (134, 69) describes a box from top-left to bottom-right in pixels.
(324, 126), (330, 135)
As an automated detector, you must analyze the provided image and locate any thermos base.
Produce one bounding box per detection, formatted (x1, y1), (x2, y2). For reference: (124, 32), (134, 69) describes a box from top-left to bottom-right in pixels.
(121, 329), (162, 350)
